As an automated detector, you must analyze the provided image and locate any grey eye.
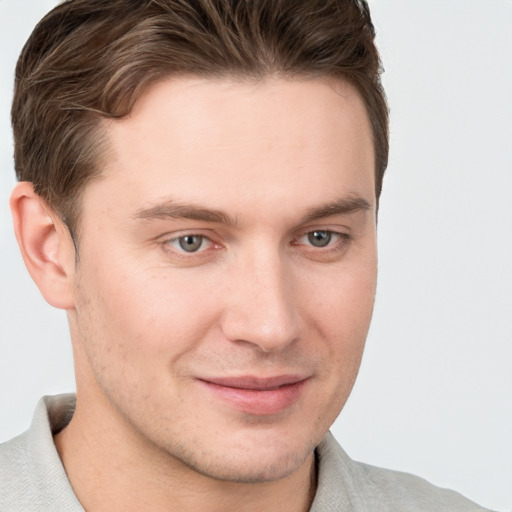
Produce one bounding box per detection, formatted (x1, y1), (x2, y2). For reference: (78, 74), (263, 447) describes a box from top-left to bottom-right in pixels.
(178, 235), (204, 252)
(307, 231), (332, 247)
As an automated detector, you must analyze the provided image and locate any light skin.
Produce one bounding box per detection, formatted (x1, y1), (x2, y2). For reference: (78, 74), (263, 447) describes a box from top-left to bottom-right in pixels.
(11, 76), (377, 512)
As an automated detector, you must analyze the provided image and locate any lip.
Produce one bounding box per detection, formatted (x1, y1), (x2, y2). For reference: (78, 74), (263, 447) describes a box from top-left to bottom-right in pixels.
(197, 375), (310, 415)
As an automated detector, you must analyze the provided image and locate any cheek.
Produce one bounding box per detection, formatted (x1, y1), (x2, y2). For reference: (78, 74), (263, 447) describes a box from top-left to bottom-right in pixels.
(298, 268), (375, 437)
(303, 255), (377, 334)
(300, 255), (376, 382)
(74, 254), (223, 372)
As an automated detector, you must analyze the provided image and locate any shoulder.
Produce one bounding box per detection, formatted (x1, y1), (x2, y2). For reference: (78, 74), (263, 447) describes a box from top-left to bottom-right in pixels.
(312, 432), (495, 512)
(352, 460), (492, 512)
(0, 395), (83, 512)
(0, 428), (42, 510)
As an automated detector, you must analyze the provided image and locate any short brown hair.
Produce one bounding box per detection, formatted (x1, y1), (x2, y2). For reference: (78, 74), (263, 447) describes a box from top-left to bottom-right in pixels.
(12, 0), (388, 233)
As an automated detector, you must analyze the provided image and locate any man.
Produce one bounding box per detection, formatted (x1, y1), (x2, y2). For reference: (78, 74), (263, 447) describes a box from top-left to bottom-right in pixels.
(0, 1), (498, 511)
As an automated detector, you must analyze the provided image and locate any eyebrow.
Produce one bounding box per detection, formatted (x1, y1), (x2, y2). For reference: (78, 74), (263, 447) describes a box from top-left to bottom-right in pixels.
(133, 195), (372, 226)
(300, 196), (372, 224)
(133, 200), (237, 226)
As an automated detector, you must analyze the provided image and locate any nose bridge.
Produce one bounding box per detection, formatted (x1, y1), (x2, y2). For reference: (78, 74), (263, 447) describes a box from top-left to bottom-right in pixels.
(221, 243), (299, 352)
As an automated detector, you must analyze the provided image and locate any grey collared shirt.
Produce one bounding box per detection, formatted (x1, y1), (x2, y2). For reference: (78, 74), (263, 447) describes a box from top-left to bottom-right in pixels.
(0, 395), (494, 511)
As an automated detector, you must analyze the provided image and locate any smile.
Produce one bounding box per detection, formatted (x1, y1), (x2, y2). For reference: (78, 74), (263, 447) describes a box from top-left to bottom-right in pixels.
(197, 375), (310, 415)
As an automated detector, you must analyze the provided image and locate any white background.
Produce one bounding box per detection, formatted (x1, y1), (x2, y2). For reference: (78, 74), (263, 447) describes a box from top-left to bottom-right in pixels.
(0, 1), (510, 510)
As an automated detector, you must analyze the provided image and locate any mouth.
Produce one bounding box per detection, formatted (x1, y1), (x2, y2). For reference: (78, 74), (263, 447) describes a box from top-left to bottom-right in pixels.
(197, 375), (310, 415)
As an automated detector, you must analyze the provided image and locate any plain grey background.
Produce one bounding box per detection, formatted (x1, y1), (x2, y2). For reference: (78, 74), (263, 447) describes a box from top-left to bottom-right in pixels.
(1, 1), (511, 510)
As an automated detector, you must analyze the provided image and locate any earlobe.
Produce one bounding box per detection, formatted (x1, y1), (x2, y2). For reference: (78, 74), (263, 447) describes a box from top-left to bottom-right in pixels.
(10, 182), (76, 310)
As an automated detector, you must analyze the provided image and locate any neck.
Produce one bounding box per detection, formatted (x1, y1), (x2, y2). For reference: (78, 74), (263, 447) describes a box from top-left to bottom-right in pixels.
(54, 396), (317, 512)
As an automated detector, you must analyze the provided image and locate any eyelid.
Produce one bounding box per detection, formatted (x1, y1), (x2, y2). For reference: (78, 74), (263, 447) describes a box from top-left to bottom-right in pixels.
(166, 234), (212, 252)
(295, 230), (347, 245)
(291, 227), (353, 260)
(160, 230), (222, 256)
(160, 228), (216, 242)
(294, 222), (352, 239)
(157, 226), (351, 260)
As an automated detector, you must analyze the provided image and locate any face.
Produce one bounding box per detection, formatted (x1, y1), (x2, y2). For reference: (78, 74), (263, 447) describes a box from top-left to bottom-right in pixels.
(67, 76), (377, 483)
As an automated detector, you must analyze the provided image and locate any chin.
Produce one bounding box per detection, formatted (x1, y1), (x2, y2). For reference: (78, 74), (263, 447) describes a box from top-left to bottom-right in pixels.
(189, 450), (312, 484)
(165, 430), (318, 484)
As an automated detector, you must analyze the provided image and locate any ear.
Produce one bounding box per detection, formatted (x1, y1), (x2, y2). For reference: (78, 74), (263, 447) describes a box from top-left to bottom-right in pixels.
(10, 182), (76, 310)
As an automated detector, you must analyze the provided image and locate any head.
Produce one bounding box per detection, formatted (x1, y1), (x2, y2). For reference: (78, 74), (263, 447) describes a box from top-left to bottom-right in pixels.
(12, 0), (387, 235)
(10, 0), (388, 484)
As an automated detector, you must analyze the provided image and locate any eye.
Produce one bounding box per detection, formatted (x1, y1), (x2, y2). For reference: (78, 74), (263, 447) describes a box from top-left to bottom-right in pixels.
(167, 235), (211, 253)
(306, 230), (333, 248)
(293, 229), (351, 254)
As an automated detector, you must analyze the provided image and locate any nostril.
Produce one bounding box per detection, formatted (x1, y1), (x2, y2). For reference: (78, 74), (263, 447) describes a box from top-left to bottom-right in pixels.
(220, 299), (299, 352)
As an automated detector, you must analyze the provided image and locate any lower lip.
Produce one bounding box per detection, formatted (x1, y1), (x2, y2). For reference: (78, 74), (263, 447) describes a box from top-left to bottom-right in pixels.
(199, 379), (308, 415)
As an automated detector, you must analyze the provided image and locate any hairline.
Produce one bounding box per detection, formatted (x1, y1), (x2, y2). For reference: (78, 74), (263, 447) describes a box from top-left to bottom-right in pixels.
(64, 71), (379, 245)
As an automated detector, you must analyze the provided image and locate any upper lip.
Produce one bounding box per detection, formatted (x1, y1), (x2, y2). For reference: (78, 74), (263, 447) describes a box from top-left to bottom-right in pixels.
(199, 375), (309, 391)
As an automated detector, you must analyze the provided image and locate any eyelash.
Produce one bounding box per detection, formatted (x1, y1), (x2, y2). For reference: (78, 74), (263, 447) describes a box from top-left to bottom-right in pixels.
(163, 234), (216, 256)
(294, 230), (350, 250)
(162, 229), (351, 258)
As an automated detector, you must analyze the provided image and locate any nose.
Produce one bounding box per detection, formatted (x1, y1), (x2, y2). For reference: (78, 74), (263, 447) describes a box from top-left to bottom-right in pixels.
(220, 248), (300, 353)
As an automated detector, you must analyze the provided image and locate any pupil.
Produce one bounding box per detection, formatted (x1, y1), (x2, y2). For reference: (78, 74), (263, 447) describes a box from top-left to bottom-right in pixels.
(179, 235), (203, 252)
(308, 231), (331, 247)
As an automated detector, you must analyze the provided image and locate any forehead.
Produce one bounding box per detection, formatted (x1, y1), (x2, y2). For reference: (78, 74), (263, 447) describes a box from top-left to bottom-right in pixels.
(88, 76), (375, 221)
(113, 76), (373, 158)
